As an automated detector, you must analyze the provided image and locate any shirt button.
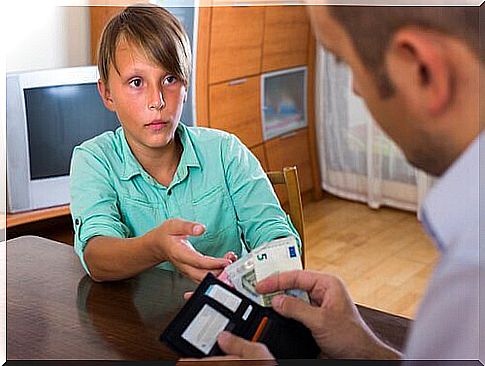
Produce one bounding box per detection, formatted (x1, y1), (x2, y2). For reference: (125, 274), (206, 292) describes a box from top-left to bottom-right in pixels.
(75, 218), (80, 225)
(167, 190), (172, 196)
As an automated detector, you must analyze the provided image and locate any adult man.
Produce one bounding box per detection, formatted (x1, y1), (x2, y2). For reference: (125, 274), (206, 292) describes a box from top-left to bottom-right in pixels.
(204, 5), (483, 361)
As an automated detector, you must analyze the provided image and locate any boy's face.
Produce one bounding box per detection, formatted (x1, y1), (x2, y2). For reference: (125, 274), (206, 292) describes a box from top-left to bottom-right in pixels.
(98, 39), (187, 152)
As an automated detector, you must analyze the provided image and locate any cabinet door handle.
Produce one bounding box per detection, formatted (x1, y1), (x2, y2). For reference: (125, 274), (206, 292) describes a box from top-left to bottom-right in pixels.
(228, 78), (247, 86)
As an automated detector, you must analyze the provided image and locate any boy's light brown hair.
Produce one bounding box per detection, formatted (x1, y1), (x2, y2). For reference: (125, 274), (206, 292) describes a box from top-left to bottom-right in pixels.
(329, 6), (481, 97)
(97, 5), (191, 86)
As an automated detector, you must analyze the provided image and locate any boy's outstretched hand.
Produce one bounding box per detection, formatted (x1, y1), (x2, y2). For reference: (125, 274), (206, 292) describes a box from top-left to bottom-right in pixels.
(147, 218), (231, 283)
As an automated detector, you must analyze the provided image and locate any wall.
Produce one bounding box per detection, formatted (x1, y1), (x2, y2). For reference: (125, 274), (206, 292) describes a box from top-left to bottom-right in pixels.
(6, 5), (91, 73)
(2, 5), (91, 219)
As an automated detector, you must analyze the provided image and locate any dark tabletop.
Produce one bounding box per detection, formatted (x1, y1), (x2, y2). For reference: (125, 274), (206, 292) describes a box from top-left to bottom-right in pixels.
(7, 236), (411, 360)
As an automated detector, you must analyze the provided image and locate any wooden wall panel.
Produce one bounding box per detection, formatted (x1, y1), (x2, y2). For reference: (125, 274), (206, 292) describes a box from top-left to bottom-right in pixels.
(262, 6), (309, 72)
(209, 7), (264, 84)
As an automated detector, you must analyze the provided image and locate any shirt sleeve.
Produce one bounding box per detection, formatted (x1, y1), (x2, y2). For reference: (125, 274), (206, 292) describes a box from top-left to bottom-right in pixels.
(221, 134), (301, 251)
(404, 256), (480, 360)
(70, 146), (131, 274)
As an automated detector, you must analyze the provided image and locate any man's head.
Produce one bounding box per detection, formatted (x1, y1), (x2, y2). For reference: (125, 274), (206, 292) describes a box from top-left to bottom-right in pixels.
(97, 5), (191, 86)
(308, 6), (482, 176)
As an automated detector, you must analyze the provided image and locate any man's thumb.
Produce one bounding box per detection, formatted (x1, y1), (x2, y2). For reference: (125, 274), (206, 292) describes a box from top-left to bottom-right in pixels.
(217, 332), (273, 359)
(271, 294), (317, 328)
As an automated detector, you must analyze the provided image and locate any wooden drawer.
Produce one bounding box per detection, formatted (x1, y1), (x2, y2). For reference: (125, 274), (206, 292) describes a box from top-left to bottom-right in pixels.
(209, 76), (262, 147)
(250, 144), (268, 171)
(209, 7), (264, 84)
(264, 128), (313, 204)
(262, 6), (310, 72)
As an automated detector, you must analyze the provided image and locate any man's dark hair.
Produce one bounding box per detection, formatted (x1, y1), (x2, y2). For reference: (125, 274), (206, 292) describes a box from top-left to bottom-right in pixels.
(329, 6), (482, 97)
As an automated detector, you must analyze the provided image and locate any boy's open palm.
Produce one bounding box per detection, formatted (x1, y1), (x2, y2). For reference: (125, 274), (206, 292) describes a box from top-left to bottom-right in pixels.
(153, 219), (231, 282)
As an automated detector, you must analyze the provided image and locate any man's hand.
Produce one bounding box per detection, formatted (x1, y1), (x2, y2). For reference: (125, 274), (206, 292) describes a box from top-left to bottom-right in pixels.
(146, 219), (231, 283)
(178, 331), (276, 364)
(255, 270), (402, 360)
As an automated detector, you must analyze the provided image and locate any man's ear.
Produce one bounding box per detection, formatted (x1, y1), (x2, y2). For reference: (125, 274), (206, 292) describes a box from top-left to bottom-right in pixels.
(97, 79), (116, 112)
(386, 28), (452, 117)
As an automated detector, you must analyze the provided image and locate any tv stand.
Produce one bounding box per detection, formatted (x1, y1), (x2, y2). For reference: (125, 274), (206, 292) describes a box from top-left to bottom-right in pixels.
(5, 205), (74, 245)
(6, 205), (70, 228)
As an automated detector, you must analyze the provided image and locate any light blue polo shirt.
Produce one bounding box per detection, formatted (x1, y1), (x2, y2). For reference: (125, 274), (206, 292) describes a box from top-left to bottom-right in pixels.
(70, 123), (299, 275)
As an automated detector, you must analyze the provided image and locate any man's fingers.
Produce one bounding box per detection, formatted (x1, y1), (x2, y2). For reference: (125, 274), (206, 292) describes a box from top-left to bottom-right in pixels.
(271, 294), (319, 328)
(217, 331), (274, 360)
(183, 291), (194, 301)
(256, 270), (336, 296)
(163, 218), (206, 237)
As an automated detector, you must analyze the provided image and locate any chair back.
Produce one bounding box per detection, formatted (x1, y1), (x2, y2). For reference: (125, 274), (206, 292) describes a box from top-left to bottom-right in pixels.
(266, 166), (305, 268)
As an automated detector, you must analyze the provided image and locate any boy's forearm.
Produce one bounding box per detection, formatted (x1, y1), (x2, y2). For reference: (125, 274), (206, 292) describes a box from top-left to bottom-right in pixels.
(83, 234), (167, 282)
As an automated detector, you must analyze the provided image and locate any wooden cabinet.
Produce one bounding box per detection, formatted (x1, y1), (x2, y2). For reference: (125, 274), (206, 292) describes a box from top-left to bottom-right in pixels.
(262, 6), (310, 72)
(264, 128), (313, 203)
(89, 6), (124, 65)
(209, 7), (265, 84)
(209, 76), (262, 147)
(200, 5), (319, 200)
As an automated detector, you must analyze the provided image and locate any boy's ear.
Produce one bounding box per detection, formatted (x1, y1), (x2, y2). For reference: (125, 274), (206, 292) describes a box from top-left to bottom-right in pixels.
(97, 79), (116, 112)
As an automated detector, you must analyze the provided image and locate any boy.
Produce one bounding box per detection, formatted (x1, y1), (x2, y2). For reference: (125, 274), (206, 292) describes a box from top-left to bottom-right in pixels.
(70, 5), (299, 283)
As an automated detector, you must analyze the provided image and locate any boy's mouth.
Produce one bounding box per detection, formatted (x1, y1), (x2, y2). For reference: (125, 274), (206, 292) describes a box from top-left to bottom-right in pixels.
(145, 120), (169, 130)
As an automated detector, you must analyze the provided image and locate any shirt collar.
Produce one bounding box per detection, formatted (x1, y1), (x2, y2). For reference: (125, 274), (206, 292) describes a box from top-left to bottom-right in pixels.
(177, 122), (201, 170)
(119, 123), (201, 182)
(119, 128), (143, 181)
(420, 132), (482, 253)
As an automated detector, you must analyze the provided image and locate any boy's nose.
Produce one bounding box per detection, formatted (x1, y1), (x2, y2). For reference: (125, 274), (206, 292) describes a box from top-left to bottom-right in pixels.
(148, 90), (165, 110)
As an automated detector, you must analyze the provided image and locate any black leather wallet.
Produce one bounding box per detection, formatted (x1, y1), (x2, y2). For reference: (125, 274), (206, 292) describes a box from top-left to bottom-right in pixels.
(160, 273), (320, 359)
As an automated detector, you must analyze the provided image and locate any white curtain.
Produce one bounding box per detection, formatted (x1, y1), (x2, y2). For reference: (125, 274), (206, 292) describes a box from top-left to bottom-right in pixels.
(315, 47), (434, 214)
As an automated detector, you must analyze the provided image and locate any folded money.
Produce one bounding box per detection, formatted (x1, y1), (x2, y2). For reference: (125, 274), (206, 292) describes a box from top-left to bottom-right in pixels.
(219, 236), (309, 307)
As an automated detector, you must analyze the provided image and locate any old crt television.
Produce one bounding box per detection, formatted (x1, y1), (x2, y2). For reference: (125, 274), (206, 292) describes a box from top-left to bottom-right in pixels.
(6, 66), (120, 213)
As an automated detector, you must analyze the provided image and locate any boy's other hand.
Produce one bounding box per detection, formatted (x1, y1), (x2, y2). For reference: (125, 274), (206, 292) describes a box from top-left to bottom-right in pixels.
(147, 218), (231, 283)
(182, 251), (237, 300)
(223, 251), (238, 263)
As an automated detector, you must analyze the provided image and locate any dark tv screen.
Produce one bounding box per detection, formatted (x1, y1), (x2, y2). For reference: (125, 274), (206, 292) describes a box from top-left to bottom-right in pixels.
(24, 83), (120, 180)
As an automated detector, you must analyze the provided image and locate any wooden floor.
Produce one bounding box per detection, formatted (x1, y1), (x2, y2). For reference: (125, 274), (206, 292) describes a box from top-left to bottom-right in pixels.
(303, 194), (439, 319)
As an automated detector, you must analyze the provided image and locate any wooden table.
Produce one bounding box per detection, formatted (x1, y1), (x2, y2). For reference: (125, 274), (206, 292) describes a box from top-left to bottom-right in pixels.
(7, 236), (411, 360)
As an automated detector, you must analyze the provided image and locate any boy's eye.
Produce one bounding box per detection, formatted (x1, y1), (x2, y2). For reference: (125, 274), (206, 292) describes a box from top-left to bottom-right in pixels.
(163, 75), (178, 85)
(129, 78), (143, 88)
